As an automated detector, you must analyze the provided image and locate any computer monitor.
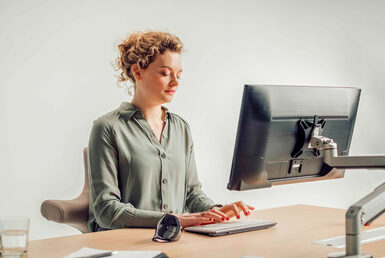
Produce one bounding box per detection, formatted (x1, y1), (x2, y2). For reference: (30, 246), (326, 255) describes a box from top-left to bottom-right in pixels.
(227, 84), (361, 191)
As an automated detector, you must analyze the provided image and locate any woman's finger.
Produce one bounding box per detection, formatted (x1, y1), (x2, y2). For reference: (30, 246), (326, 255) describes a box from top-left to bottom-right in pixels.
(179, 216), (212, 228)
(210, 208), (230, 221)
(235, 201), (250, 216)
(202, 211), (224, 223)
(228, 203), (240, 219)
(197, 217), (213, 224)
(199, 221), (216, 225)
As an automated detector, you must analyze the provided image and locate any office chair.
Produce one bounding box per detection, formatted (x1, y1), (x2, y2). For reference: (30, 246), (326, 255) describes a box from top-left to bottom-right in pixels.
(40, 148), (90, 233)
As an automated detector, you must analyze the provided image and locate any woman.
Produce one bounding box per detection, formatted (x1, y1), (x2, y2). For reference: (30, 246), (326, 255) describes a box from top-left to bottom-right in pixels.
(87, 30), (254, 232)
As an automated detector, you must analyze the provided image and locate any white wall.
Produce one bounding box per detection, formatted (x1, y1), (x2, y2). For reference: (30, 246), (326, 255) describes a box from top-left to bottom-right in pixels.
(1, 0), (384, 240)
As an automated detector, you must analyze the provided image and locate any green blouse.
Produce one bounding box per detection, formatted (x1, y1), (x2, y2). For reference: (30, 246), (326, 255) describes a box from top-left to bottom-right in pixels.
(87, 102), (216, 231)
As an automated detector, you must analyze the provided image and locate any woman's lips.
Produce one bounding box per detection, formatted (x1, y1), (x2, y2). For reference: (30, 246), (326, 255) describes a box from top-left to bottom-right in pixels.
(165, 90), (176, 95)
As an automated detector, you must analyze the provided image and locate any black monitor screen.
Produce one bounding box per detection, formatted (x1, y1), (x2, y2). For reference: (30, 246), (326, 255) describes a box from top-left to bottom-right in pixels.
(227, 85), (361, 191)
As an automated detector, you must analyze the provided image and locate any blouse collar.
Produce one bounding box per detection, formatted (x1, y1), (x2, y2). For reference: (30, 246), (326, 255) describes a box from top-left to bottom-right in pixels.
(118, 102), (171, 122)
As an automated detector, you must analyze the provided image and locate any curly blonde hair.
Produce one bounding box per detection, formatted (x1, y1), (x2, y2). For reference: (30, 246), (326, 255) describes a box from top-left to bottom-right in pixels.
(115, 30), (184, 86)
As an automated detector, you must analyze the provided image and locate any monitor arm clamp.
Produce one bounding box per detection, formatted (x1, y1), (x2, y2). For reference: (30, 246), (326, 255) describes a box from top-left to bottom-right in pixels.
(310, 136), (385, 258)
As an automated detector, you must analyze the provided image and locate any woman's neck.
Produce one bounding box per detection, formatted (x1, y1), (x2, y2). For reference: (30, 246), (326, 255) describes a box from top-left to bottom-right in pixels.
(130, 96), (164, 123)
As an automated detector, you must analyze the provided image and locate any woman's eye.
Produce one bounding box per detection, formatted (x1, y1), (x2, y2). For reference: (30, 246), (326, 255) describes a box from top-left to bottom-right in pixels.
(161, 72), (169, 76)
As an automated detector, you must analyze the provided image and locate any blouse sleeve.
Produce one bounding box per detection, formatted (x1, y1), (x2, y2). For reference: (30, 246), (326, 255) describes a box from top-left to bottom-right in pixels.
(88, 118), (163, 230)
(184, 140), (216, 213)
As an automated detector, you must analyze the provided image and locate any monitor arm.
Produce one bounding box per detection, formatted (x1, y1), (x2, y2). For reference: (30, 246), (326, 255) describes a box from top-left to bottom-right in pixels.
(310, 136), (385, 258)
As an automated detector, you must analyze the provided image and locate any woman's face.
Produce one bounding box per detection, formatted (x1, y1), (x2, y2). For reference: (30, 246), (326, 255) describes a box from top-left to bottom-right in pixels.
(135, 50), (182, 105)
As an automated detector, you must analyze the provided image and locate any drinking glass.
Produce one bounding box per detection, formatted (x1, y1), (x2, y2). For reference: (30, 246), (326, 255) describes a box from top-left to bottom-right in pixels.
(0, 216), (30, 256)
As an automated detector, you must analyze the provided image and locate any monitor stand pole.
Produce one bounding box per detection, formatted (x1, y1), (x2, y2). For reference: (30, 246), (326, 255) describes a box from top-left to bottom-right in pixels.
(310, 136), (385, 258)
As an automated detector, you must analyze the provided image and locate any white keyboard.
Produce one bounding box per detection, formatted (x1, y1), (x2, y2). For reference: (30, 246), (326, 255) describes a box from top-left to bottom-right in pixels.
(184, 219), (277, 236)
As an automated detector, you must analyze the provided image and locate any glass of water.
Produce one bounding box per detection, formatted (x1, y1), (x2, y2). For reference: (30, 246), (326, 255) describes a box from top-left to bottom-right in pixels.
(0, 216), (29, 256)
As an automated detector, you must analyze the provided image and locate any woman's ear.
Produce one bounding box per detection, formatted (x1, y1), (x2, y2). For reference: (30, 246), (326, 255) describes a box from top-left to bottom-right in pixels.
(131, 63), (142, 80)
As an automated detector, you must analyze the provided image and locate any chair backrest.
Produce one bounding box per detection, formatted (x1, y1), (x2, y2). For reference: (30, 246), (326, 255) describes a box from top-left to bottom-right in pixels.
(40, 148), (90, 233)
(81, 147), (90, 196)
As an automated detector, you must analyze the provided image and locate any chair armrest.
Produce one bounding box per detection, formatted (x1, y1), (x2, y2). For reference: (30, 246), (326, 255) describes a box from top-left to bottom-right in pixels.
(41, 192), (90, 233)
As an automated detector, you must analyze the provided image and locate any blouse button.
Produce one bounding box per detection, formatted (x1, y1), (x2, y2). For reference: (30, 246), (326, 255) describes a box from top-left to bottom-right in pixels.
(162, 178), (168, 184)
(161, 153), (166, 159)
(163, 204), (168, 209)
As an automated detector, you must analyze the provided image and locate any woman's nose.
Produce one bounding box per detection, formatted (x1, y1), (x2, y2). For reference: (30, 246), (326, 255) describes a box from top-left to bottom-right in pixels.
(170, 73), (179, 86)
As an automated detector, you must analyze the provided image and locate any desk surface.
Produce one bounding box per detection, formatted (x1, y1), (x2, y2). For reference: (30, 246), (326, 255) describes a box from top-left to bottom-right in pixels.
(28, 205), (385, 258)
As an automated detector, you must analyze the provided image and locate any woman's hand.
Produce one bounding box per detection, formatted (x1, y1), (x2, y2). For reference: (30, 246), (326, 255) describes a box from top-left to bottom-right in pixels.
(201, 201), (255, 222)
(174, 201), (254, 228)
(173, 213), (214, 228)
(219, 201), (255, 219)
